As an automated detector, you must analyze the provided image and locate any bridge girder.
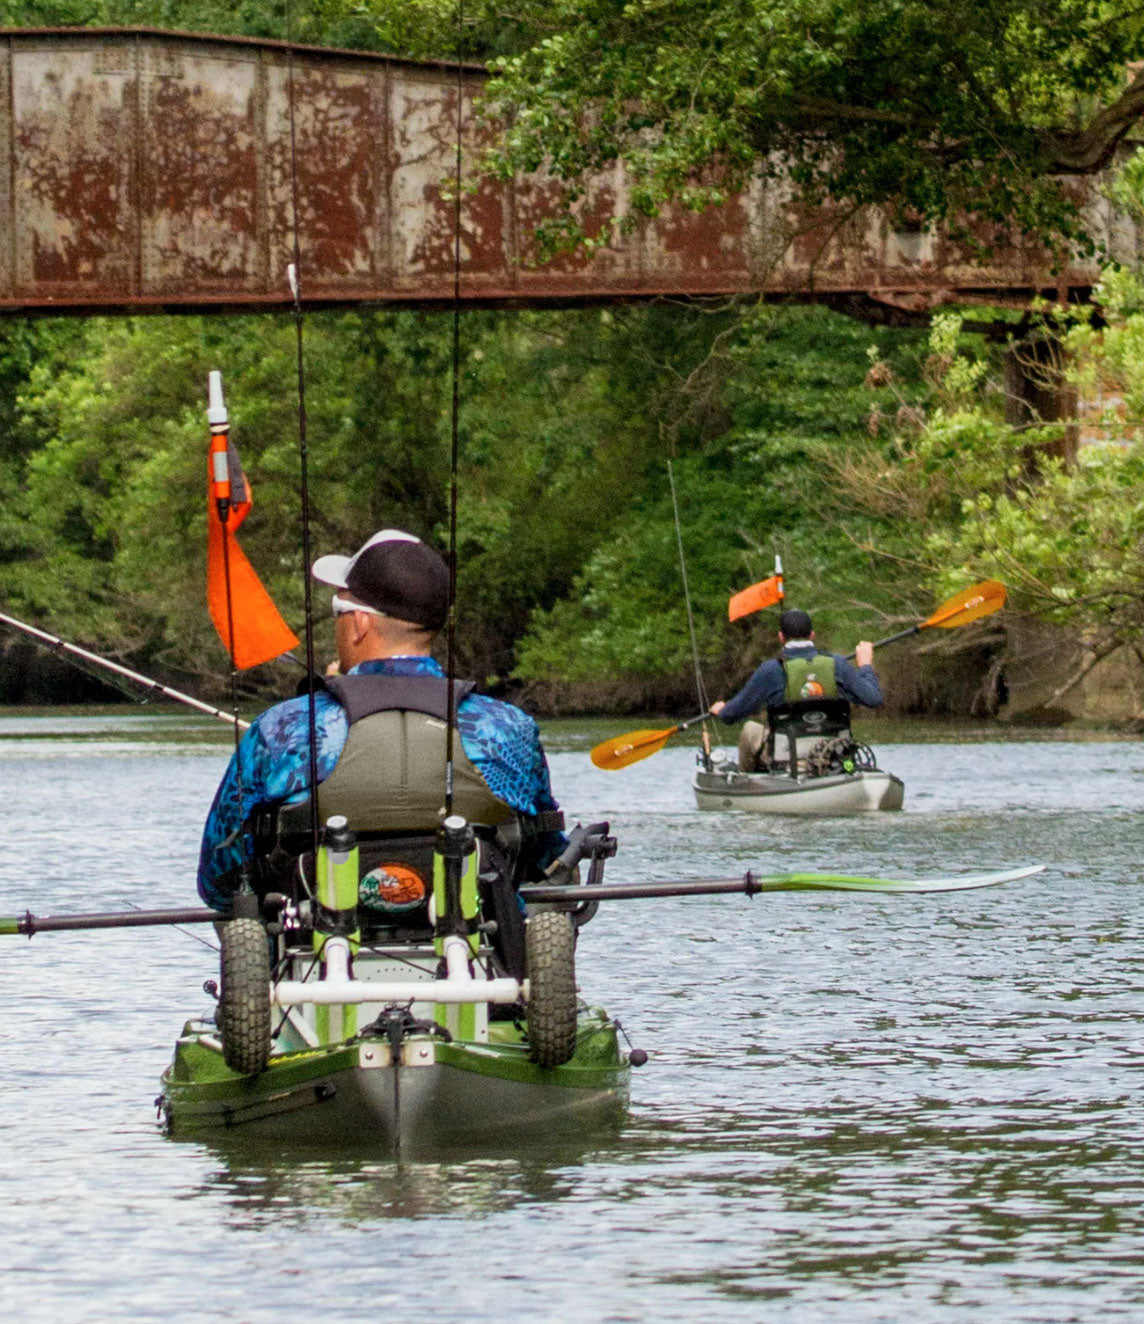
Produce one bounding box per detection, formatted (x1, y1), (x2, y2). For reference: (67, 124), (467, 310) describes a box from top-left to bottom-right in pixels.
(0, 26), (1125, 317)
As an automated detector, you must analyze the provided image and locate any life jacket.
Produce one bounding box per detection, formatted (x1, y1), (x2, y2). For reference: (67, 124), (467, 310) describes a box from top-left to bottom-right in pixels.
(780, 652), (838, 703)
(276, 672), (512, 836)
(763, 651), (850, 771)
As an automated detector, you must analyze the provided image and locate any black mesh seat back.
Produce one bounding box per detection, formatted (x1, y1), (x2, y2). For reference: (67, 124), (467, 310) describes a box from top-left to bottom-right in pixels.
(279, 828), (526, 977)
(768, 699), (852, 765)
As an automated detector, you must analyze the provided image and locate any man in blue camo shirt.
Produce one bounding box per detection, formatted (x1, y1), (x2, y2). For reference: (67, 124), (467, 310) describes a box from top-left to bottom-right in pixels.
(198, 529), (563, 911)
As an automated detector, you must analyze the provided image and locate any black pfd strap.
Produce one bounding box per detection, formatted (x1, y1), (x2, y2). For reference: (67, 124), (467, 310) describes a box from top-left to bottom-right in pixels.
(322, 673), (477, 725)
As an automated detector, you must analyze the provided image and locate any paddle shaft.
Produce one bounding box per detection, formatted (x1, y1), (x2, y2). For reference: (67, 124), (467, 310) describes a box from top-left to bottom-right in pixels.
(2, 907), (225, 936)
(844, 623), (919, 660)
(522, 874), (766, 903)
(0, 609), (250, 730)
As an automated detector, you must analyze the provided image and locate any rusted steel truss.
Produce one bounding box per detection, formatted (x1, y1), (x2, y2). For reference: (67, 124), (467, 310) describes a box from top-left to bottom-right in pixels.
(0, 27), (1123, 316)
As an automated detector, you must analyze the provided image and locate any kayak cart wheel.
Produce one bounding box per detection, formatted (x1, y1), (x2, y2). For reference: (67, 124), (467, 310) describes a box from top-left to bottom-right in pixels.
(218, 917), (271, 1076)
(526, 911), (577, 1068)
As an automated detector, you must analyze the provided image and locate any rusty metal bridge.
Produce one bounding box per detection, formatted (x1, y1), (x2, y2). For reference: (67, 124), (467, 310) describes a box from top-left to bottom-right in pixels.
(0, 26), (1133, 317)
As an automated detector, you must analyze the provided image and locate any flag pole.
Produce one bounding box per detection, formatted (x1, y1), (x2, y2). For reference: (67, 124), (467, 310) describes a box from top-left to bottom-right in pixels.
(207, 373), (256, 904)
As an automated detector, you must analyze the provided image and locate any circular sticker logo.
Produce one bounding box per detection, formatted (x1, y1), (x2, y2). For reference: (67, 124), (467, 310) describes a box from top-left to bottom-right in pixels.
(359, 863), (427, 914)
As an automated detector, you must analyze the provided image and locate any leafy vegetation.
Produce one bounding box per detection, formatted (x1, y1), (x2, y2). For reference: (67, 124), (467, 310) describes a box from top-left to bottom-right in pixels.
(1, 2), (1143, 719)
(0, 298), (926, 700)
(836, 281), (1144, 706)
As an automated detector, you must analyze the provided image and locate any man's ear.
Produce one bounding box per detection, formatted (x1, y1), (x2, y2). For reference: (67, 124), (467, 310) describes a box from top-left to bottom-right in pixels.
(351, 611), (374, 647)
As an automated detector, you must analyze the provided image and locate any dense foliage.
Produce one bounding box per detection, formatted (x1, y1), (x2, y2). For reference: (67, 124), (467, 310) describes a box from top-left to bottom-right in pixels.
(0, 300), (927, 699)
(836, 279), (1144, 703)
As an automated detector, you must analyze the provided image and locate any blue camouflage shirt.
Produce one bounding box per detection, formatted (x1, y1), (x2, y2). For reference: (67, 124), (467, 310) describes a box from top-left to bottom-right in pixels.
(197, 655), (562, 909)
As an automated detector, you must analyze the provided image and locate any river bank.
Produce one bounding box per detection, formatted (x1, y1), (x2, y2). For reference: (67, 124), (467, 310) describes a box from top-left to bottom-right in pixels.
(3, 613), (1142, 729)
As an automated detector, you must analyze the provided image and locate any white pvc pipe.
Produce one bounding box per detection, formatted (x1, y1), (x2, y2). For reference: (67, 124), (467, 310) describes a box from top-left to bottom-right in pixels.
(271, 978), (524, 1007)
(443, 934), (472, 982)
(324, 936), (351, 983)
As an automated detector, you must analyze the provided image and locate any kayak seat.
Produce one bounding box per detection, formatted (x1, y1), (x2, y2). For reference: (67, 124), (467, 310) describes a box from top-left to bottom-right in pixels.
(766, 699), (853, 776)
(260, 823), (529, 985)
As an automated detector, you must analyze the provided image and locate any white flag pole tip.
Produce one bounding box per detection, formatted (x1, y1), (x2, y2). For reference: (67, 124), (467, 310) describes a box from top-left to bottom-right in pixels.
(206, 370), (228, 426)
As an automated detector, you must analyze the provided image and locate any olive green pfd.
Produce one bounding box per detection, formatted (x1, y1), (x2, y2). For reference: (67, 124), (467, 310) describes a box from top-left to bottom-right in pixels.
(278, 673), (512, 836)
(781, 653), (838, 704)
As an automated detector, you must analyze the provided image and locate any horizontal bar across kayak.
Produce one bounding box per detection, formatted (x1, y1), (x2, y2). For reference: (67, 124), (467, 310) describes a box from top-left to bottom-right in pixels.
(1, 907), (224, 936)
(2, 865), (1043, 936)
(271, 978), (524, 1006)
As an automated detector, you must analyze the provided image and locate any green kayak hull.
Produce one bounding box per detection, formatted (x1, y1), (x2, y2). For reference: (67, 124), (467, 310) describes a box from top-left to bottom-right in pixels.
(160, 1009), (630, 1148)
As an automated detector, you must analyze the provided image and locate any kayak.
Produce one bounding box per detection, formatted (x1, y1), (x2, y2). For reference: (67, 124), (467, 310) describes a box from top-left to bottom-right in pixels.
(158, 852), (1044, 1146)
(6, 819), (1041, 1150)
(694, 761), (905, 814)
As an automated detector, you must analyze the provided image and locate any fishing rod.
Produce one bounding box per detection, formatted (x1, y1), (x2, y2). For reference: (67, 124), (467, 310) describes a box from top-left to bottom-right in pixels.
(667, 458), (712, 770)
(444, 0), (466, 821)
(285, 0), (322, 880)
(0, 608), (250, 730)
(0, 863), (1045, 936)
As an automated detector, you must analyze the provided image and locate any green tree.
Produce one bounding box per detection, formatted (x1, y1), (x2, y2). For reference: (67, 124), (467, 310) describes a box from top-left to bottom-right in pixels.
(515, 303), (927, 697)
(837, 287), (1144, 705)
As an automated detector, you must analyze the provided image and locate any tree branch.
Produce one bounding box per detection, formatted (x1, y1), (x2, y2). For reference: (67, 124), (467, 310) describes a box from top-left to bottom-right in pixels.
(1042, 69), (1144, 173)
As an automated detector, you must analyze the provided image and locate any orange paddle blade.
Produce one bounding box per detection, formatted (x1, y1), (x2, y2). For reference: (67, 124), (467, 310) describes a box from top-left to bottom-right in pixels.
(590, 726), (679, 770)
(924, 580), (1006, 630)
(728, 574), (783, 622)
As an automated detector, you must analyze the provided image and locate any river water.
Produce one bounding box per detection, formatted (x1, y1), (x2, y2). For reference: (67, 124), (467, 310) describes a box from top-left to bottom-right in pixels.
(0, 711), (1141, 1323)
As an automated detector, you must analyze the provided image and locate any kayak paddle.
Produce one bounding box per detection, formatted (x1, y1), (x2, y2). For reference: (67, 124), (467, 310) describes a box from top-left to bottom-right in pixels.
(590, 712), (709, 770)
(2, 863), (1046, 937)
(845, 579), (1006, 659)
(522, 863), (1046, 903)
(591, 580), (1007, 771)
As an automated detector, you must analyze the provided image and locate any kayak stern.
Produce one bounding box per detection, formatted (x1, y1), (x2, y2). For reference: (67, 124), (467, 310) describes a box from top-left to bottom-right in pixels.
(160, 1008), (630, 1148)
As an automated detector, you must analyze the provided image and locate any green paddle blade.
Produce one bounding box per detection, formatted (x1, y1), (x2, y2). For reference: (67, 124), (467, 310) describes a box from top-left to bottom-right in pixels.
(753, 865), (1044, 893)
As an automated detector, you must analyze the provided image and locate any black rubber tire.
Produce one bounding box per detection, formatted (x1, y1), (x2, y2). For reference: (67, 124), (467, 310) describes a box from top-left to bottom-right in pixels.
(218, 917), (271, 1076)
(526, 911), (578, 1068)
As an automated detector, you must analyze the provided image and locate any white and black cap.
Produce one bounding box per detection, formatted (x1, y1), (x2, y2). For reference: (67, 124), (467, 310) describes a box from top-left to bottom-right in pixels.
(312, 530), (449, 631)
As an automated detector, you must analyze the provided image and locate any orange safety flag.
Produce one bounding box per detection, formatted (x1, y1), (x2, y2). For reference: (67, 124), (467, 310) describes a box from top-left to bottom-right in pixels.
(728, 573), (784, 622)
(206, 432), (299, 670)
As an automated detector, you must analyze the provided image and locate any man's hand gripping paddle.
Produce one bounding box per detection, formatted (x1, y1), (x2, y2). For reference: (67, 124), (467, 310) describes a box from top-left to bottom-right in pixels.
(842, 579), (1006, 659)
(590, 580), (1007, 772)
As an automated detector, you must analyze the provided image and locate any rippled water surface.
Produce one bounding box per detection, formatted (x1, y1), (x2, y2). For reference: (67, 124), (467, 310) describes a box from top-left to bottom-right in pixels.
(1, 711), (1142, 1322)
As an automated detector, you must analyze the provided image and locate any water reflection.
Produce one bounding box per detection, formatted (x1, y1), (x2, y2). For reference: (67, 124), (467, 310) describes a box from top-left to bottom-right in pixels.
(193, 1133), (614, 1226)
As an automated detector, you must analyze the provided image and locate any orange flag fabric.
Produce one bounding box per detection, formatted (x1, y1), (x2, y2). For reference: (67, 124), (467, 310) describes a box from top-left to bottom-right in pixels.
(728, 574), (784, 623)
(206, 439), (299, 669)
